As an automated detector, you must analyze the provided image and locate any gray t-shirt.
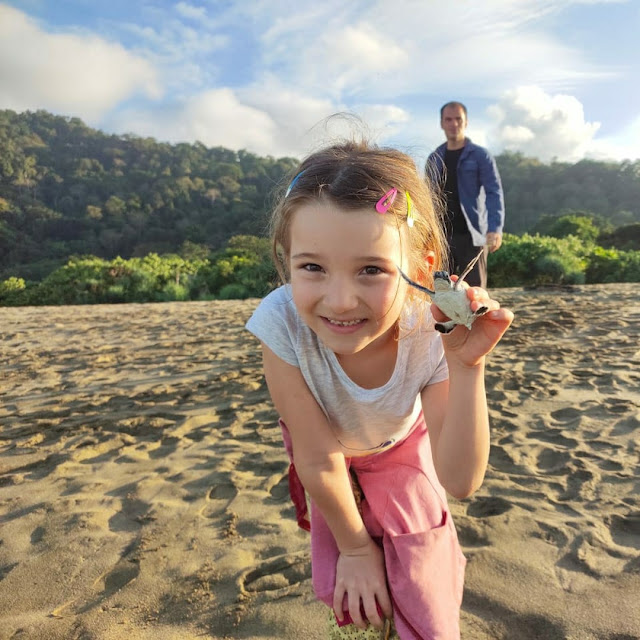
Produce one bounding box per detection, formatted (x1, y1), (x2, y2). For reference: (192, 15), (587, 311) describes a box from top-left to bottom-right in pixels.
(246, 285), (448, 456)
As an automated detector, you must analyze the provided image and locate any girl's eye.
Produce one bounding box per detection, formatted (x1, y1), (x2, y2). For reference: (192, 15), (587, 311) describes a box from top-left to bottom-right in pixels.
(363, 266), (384, 275)
(302, 263), (323, 272)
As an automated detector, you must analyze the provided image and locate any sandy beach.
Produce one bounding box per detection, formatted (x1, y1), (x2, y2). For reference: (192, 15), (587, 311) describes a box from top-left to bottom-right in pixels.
(1, 284), (639, 639)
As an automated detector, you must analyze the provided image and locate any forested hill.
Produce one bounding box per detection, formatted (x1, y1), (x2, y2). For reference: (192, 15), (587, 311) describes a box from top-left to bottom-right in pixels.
(0, 109), (297, 279)
(1, 108), (639, 280)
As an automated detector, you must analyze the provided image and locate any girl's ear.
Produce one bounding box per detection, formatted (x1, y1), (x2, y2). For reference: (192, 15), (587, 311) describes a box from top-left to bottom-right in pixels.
(416, 251), (436, 287)
(423, 251), (436, 269)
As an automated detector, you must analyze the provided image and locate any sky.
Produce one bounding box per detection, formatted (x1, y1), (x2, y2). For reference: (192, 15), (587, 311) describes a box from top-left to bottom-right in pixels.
(1, 0), (639, 166)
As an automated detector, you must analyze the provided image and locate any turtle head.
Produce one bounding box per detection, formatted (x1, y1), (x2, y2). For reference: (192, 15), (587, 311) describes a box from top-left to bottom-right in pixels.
(433, 271), (453, 291)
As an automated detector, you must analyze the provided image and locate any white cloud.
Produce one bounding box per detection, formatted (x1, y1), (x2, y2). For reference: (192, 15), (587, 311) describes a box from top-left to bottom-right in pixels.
(312, 23), (409, 96)
(107, 77), (414, 160)
(175, 2), (207, 21)
(257, 1), (618, 103)
(109, 89), (279, 155)
(109, 81), (340, 158)
(587, 116), (640, 162)
(0, 5), (160, 122)
(487, 86), (601, 161)
(239, 78), (339, 156)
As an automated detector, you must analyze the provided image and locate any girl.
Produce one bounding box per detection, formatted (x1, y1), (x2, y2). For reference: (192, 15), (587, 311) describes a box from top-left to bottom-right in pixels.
(246, 140), (513, 639)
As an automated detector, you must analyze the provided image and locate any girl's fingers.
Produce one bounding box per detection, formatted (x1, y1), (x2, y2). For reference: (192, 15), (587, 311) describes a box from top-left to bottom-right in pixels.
(332, 587), (345, 623)
(473, 299), (499, 313)
(348, 592), (366, 629)
(490, 308), (515, 328)
(377, 588), (394, 623)
(362, 595), (384, 629)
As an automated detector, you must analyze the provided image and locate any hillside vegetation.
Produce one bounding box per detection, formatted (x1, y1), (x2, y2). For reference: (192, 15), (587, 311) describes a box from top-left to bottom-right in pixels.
(1, 109), (639, 305)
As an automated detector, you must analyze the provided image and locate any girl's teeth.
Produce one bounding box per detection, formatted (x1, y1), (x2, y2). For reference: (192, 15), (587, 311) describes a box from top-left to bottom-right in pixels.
(329, 319), (361, 326)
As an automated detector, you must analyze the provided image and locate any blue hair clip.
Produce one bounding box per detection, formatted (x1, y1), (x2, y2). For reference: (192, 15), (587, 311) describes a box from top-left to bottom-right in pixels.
(285, 170), (305, 197)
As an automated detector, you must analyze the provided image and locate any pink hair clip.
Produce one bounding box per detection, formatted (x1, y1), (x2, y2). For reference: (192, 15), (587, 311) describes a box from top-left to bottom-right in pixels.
(375, 188), (398, 214)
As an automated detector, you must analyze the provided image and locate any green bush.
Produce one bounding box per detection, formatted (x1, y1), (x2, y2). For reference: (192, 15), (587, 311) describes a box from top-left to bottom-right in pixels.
(196, 235), (276, 299)
(218, 283), (250, 299)
(533, 213), (602, 244)
(159, 282), (190, 301)
(598, 223), (640, 251)
(5, 232), (636, 306)
(0, 276), (29, 305)
(586, 247), (640, 283)
(488, 234), (588, 287)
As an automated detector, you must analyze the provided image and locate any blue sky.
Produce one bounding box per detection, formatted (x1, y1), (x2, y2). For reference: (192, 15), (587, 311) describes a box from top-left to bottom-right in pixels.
(1, 0), (638, 165)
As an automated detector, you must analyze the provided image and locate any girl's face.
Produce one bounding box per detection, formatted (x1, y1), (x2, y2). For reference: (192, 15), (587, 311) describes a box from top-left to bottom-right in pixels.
(288, 200), (410, 356)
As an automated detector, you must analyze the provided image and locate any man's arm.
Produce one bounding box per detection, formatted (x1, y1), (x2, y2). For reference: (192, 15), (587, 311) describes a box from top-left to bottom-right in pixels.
(478, 149), (505, 246)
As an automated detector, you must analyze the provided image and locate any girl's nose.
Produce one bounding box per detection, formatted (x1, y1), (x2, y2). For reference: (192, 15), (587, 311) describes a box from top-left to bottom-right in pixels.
(325, 277), (358, 314)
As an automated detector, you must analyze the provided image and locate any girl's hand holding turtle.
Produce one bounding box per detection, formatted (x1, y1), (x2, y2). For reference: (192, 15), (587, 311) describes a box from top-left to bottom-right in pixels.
(432, 280), (514, 368)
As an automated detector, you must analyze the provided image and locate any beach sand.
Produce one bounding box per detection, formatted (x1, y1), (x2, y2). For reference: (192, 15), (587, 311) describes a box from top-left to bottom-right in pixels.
(1, 284), (639, 639)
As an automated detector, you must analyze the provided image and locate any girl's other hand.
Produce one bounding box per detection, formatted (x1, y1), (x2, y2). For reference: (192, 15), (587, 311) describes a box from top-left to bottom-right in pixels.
(333, 538), (392, 630)
(431, 280), (514, 367)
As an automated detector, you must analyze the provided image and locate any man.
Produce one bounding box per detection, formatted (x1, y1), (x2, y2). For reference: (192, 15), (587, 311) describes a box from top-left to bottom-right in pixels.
(427, 101), (505, 288)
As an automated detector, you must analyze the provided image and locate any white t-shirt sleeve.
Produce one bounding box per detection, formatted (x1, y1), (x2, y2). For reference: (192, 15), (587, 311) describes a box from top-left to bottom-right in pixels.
(245, 286), (299, 367)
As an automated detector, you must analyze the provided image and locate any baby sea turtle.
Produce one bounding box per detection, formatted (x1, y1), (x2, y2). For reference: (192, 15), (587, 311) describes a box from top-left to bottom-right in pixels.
(399, 248), (489, 334)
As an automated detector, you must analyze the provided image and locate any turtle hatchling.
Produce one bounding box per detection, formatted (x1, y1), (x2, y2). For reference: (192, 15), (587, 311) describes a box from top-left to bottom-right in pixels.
(399, 248), (489, 334)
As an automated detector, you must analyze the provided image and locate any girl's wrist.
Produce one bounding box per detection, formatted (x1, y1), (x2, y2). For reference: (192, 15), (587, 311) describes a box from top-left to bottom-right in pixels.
(338, 533), (374, 556)
(447, 355), (486, 375)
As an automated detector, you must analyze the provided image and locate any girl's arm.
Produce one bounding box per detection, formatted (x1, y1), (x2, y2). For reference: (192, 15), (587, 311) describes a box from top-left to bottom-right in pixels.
(422, 286), (513, 499)
(420, 366), (489, 499)
(261, 343), (392, 630)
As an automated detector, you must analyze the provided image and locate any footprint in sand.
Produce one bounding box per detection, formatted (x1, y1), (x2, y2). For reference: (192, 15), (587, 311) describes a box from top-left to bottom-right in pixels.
(238, 551), (311, 598)
(267, 472), (290, 502)
(535, 521), (569, 548)
(453, 516), (491, 548)
(52, 539), (141, 617)
(105, 486), (151, 532)
(536, 448), (572, 474)
(198, 474), (239, 519)
(466, 496), (513, 518)
(607, 512), (640, 551)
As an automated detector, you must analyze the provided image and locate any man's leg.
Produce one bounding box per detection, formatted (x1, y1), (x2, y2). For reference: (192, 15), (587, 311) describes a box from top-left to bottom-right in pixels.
(448, 233), (487, 288)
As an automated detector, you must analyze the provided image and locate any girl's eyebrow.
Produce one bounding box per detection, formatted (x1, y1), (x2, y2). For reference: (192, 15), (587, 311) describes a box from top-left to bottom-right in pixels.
(291, 252), (393, 264)
(291, 252), (321, 260)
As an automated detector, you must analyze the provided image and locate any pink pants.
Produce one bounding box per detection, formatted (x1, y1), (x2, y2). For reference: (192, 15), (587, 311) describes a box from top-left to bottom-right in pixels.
(280, 413), (466, 640)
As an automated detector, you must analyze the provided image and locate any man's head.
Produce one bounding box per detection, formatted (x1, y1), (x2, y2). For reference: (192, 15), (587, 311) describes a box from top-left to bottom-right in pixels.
(440, 102), (468, 148)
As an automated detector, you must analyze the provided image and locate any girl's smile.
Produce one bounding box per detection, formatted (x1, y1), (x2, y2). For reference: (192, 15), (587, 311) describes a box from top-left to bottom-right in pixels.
(322, 316), (366, 332)
(289, 200), (409, 357)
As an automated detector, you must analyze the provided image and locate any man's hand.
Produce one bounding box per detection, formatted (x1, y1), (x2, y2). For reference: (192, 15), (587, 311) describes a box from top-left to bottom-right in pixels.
(486, 232), (502, 252)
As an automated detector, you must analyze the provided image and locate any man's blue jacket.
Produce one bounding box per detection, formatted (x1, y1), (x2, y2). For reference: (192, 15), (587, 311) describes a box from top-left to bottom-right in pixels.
(427, 138), (505, 247)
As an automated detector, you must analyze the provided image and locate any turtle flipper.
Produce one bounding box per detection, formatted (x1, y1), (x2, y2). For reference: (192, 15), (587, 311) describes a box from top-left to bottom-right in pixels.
(397, 267), (436, 296)
(435, 320), (456, 334)
(455, 247), (485, 289)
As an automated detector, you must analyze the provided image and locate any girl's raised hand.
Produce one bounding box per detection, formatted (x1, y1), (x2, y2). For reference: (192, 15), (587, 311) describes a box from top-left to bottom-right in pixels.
(431, 283), (514, 367)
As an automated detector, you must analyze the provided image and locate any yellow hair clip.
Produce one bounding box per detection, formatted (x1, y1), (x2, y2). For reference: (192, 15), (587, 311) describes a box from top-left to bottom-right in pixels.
(406, 191), (415, 227)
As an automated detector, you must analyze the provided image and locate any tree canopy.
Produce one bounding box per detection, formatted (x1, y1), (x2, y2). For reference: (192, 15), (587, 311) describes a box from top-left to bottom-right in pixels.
(1, 109), (640, 302)
(0, 109), (297, 280)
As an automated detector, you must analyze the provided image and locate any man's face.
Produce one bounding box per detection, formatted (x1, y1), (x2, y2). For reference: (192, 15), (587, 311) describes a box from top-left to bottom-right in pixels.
(441, 105), (467, 144)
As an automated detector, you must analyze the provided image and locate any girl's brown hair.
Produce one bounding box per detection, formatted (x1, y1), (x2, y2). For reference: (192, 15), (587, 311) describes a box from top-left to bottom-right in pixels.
(270, 140), (447, 295)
